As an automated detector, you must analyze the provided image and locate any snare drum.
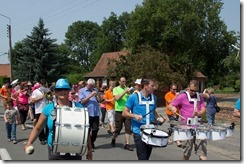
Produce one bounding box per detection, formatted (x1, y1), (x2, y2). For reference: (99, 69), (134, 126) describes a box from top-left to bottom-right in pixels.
(215, 124), (234, 137)
(141, 129), (168, 147)
(196, 126), (210, 140)
(173, 125), (193, 141)
(52, 106), (89, 155)
(209, 126), (227, 140)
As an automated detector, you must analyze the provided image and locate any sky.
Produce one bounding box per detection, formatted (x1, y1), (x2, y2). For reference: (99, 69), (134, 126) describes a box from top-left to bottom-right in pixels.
(0, 0), (241, 64)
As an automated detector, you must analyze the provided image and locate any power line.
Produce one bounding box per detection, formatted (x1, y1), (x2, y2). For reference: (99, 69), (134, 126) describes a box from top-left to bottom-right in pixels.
(12, 0), (100, 36)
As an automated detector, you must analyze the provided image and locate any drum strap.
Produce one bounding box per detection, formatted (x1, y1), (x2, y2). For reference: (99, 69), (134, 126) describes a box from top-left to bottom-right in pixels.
(51, 101), (57, 153)
(136, 92), (155, 125)
(184, 91), (200, 102)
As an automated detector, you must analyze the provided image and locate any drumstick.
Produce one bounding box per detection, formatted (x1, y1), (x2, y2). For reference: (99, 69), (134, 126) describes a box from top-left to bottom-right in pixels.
(175, 113), (186, 120)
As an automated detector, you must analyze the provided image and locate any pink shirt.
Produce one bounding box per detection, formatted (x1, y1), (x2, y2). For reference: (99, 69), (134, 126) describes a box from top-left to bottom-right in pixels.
(171, 92), (205, 121)
(11, 89), (17, 107)
(18, 91), (29, 104)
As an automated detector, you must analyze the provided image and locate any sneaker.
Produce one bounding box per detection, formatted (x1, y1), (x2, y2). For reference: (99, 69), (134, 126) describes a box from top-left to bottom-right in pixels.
(13, 140), (17, 144)
(124, 144), (133, 151)
(107, 130), (112, 135)
(111, 139), (116, 147)
(8, 139), (11, 142)
(92, 143), (95, 152)
(21, 125), (26, 130)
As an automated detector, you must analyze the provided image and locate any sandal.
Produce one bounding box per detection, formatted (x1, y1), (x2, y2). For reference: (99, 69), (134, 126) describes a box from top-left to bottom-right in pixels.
(199, 156), (207, 160)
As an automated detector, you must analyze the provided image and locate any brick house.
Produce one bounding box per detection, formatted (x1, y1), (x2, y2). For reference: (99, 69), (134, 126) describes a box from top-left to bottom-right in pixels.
(84, 51), (127, 89)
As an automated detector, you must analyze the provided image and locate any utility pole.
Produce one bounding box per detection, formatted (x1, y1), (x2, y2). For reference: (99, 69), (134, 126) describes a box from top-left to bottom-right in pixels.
(0, 13), (12, 81)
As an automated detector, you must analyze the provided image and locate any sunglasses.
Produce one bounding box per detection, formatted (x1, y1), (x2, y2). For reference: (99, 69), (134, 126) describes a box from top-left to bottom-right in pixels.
(172, 89), (177, 91)
(190, 89), (197, 92)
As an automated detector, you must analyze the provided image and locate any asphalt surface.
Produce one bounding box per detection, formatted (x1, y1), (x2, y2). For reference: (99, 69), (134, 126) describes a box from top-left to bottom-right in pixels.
(0, 99), (241, 161)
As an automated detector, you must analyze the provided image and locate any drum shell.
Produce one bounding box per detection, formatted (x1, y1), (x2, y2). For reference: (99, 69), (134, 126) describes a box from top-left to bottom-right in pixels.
(196, 126), (210, 140)
(226, 127), (234, 137)
(52, 107), (89, 155)
(209, 126), (227, 140)
(215, 124), (233, 137)
(173, 125), (193, 141)
(141, 129), (168, 147)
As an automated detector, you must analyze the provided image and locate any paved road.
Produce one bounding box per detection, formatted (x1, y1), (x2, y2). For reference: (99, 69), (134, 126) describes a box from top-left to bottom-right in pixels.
(0, 100), (241, 161)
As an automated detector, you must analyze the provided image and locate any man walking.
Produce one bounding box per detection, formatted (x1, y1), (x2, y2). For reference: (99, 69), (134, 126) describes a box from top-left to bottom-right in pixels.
(78, 78), (100, 151)
(111, 77), (133, 151)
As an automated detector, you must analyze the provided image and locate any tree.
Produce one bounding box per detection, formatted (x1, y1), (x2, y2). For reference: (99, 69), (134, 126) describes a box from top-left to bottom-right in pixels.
(91, 12), (131, 67)
(12, 18), (68, 84)
(107, 45), (184, 88)
(125, 0), (238, 84)
(65, 21), (100, 71)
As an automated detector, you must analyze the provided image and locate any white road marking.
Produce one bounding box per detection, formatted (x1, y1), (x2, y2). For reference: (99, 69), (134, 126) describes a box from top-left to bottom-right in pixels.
(0, 148), (12, 160)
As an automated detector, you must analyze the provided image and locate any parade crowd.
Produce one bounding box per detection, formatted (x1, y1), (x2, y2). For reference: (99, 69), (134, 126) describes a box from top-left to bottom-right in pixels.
(0, 77), (240, 160)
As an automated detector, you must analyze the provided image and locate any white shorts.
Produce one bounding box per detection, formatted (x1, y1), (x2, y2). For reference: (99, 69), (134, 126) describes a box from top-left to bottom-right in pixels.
(107, 110), (115, 125)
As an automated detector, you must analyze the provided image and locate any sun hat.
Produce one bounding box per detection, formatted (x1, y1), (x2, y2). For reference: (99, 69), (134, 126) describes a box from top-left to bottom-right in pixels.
(134, 79), (142, 85)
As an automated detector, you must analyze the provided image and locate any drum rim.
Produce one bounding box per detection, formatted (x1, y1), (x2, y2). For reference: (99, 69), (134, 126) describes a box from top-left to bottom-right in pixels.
(142, 129), (168, 138)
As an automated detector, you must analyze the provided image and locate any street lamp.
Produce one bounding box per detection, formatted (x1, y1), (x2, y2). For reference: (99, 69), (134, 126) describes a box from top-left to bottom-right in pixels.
(28, 65), (32, 82)
(0, 13), (12, 81)
(0, 52), (8, 57)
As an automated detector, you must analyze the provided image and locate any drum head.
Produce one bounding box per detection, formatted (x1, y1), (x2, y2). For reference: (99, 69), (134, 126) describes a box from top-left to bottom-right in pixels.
(215, 124), (230, 128)
(143, 129), (168, 138)
(211, 126), (226, 131)
(197, 126), (210, 131)
(176, 125), (192, 129)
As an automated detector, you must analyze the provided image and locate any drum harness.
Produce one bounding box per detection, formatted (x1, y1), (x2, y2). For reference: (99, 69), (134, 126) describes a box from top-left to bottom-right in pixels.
(135, 92), (163, 136)
(185, 91), (202, 154)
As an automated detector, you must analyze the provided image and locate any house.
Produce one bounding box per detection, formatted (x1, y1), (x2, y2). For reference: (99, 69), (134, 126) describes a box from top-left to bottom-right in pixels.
(84, 51), (128, 88)
(0, 64), (10, 78)
(193, 71), (207, 92)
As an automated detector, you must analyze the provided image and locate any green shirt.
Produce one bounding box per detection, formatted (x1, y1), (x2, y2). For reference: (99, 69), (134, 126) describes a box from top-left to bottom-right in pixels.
(113, 86), (129, 112)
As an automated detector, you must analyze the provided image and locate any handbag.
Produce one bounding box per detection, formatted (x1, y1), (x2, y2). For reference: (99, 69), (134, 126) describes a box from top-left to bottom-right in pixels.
(215, 104), (220, 113)
(214, 96), (220, 112)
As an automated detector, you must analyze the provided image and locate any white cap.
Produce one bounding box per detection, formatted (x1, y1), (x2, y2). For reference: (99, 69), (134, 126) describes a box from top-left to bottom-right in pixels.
(134, 79), (142, 85)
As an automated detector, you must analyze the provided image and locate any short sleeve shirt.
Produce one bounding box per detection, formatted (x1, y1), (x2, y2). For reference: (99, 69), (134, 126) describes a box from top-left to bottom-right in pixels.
(235, 98), (240, 111)
(113, 86), (129, 112)
(126, 92), (157, 135)
(170, 92), (205, 121)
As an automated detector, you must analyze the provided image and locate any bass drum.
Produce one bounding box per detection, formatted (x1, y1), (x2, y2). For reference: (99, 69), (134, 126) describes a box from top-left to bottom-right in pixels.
(52, 106), (89, 155)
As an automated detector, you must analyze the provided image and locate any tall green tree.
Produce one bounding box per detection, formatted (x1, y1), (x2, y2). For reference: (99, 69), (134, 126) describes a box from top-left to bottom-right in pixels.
(13, 18), (68, 83)
(125, 0), (238, 84)
(107, 45), (184, 88)
(65, 21), (100, 71)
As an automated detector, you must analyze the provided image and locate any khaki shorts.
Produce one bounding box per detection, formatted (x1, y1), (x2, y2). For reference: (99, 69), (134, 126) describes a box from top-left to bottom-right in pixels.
(107, 110), (115, 125)
(115, 111), (132, 134)
(182, 139), (207, 158)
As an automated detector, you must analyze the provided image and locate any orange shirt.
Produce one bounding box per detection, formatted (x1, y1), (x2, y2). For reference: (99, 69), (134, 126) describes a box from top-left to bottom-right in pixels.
(104, 89), (115, 110)
(0, 86), (8, 100)
(164, 91), (179, 116)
